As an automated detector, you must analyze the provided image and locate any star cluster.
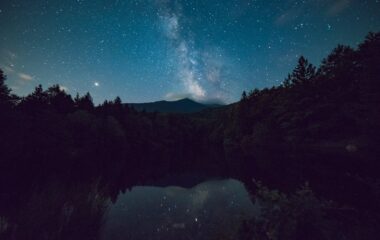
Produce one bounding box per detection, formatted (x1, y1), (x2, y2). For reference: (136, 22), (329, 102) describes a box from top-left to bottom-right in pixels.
(0, 0), (379, 104)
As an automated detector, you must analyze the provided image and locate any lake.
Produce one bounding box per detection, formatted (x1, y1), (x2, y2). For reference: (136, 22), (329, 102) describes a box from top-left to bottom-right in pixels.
(101, 179), (256, 240)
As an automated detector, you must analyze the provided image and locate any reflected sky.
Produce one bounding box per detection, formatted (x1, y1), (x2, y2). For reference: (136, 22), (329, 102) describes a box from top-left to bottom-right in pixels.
(101, 179), (255, 240)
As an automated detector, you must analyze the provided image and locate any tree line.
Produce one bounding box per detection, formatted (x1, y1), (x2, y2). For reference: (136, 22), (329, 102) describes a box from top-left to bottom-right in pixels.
(0, 32), (379, 239)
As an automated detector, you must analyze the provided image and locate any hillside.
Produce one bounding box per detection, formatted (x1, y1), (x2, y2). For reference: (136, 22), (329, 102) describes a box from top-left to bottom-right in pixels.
(127, 98), (223, 113)
(0, 32), (380, 240)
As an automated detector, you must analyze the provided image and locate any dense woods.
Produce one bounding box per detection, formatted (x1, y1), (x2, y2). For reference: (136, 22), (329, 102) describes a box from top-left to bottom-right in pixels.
(1, 32), (380, 239)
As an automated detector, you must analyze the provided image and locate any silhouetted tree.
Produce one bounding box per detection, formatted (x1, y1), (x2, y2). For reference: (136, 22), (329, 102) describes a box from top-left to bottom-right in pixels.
(248, 88), (260, 99)
(317, 45), (355, 80)
(74, 92), (94, 111)
(19, 84), (49, 113)
(287, 56), (316, 86)
(1, 33), (380, 240)
(46, 84), (74, 113)
(114, 96), (122, 106)
(241, 91), (247, 101)
(357, 32), (380, 103)
(0, 69), (12, 108)
(357, 32), (380, 141)
(283, 74), (292, 88)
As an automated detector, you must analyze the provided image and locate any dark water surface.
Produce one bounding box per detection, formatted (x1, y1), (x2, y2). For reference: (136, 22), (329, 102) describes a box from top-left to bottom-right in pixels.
(101, 179), (255, 240)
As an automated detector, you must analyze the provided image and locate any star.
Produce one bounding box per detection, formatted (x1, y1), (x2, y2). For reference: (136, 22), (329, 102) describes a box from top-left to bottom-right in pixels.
(0, 0), (379, 104)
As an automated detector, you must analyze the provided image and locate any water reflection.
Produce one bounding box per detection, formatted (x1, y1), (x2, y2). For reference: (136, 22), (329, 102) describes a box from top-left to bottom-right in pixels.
(101, 179), (255, 240)
(0, 181), (108, 240)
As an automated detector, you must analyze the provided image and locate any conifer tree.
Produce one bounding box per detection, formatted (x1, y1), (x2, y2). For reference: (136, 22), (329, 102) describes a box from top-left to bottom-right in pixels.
(0, 69), (11, 105)
(288, 56), (316, 86)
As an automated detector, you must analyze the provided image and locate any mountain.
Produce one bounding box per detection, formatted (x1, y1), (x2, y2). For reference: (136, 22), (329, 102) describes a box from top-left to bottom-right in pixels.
(127, 98), (223, 113)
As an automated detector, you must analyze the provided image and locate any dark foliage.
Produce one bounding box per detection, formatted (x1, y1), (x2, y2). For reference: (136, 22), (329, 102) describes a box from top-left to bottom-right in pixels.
(0, 32), (380, 239)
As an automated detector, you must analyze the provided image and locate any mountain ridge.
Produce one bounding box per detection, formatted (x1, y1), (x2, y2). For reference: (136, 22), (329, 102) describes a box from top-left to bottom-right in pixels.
(127, 98), (224, 113)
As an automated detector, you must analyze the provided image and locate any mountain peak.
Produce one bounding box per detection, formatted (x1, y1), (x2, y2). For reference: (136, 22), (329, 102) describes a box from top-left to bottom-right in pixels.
(176, 98), (197, 103)
(128, 98), (222, 113)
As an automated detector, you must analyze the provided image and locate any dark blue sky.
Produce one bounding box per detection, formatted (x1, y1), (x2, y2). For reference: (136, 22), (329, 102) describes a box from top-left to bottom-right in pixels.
(0, 0), (379, 104)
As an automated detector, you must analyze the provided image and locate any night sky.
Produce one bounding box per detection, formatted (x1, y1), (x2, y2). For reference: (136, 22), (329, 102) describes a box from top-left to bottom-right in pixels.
(0, 0), (379, 104)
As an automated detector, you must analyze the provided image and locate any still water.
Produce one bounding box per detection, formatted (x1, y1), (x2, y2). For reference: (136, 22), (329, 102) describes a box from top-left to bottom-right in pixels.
(101, 179), (256, 240)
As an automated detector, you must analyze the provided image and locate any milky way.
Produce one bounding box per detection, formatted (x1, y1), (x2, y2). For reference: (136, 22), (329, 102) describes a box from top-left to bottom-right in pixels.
(0, 0), (379, 104)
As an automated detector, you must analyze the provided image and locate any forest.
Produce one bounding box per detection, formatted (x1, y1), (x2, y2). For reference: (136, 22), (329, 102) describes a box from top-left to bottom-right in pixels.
(0, 32), (380, 239)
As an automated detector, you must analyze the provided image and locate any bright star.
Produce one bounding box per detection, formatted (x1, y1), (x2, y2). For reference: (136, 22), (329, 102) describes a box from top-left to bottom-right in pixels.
(94, 82), (99, 87)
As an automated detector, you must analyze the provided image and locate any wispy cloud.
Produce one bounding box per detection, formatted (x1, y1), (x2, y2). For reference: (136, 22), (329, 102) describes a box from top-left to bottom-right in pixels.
(164, 92), (193, 101)
(6, 50), (17, 60)
(275, 0), (351, 25)
(326, 0), (351, 16)
(1, 50), (17, 73)
(18, 73), (33, 81)
(1, 65), (14, 74)
(59, 85), (69, 92)
(274, 0), (308, 26)
(275, 9), (299, 26)
(9, 85), (19, 91)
